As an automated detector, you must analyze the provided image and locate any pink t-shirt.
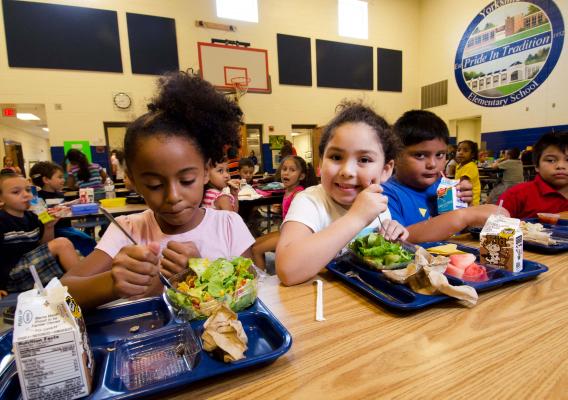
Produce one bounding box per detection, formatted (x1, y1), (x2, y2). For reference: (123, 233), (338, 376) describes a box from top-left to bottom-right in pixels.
(96, 208), (254, 259)
(282, 186), (304, 219)
(201, 188), (235, 209)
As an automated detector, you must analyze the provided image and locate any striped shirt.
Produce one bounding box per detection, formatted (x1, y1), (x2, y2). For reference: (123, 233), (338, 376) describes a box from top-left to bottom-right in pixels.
(201, 188), (235, 209)
(70, 163), (104, 191)
(0, 210), (44, 288)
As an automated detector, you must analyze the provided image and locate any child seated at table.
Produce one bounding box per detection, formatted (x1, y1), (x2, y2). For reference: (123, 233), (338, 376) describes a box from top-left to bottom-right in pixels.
(383, 110), (504, 242)
(276, 102), (408, 286)
(30, 161), (97, 256)
(238, 157), (255, 185)
(201, 159), (240, 212)
(0, 171), (81, 292)
(486, 148), (524, 204)
(499, 131), (568, 218)
(252, 156), (317, 270)
(61, 71), (255, 309)
(455, 140), (481, 205)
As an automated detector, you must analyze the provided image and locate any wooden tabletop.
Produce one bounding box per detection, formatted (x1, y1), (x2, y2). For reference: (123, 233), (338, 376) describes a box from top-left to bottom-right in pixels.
(60, 203), (148, 221)
(165, 237), (567, 399)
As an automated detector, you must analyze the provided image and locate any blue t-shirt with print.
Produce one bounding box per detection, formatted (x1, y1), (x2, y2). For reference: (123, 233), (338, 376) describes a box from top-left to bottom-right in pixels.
(383, 177), (441, 227)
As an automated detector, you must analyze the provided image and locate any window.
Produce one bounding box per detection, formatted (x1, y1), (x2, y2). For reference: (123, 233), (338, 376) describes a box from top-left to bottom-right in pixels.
(216, 0), (258, 23)
(338, 0), (368, 40)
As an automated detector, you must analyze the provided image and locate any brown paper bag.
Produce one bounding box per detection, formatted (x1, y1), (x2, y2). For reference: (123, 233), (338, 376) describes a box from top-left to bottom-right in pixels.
(201, 304), (248, 362)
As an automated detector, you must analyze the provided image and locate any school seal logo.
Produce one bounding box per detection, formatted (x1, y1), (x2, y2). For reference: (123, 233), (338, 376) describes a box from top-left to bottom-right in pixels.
(455, 0), (564, 107)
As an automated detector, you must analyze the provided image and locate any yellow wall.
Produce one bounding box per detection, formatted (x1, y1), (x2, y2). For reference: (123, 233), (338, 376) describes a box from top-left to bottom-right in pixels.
(0, 0), (421, 148)
(0, 123), (51, 170)
(418, 0), (568, 134)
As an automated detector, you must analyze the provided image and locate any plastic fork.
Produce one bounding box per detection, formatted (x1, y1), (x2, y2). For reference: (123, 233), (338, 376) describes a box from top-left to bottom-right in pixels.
(345, 270), (401, 303)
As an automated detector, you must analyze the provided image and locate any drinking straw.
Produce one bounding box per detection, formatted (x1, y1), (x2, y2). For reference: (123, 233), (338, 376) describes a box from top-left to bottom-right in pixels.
(29, 264), (45, 296)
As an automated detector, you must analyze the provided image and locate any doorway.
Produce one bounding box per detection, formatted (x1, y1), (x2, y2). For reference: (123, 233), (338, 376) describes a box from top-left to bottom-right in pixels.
(449, 117), (482, 146)
(245, 124), (263, 172)
(291, 125), (316, 166)
(3, 140), (25, 176)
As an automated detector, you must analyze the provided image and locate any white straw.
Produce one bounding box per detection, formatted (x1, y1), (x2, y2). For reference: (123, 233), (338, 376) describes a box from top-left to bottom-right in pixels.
(314, 280), (325, 322)
(497, 199), (504, 216)
(29, 264), (45, 295)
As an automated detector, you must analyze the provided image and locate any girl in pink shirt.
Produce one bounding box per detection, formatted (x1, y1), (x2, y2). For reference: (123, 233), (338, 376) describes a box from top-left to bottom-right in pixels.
(61, 72), (254, 309)
(201, 159), (240, 212)
(252, 156), (317, 269)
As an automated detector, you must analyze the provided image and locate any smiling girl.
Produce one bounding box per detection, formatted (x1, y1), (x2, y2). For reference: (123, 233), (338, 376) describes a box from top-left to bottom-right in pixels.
(275, 102), (408, 285)
(62, 72), (254, 308)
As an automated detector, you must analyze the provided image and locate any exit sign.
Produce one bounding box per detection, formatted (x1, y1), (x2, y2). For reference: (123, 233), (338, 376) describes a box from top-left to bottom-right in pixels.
(2, 108), (16, 117)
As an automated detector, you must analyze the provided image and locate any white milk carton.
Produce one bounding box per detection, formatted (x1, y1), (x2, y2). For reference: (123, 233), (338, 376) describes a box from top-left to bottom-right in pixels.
(479, 214), (523, 272)
(13, 278), (94, 400)
(436, 177), (467, 213)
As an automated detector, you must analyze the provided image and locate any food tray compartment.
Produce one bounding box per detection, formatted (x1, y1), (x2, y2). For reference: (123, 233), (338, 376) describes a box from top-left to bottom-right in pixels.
(328, 242), (548, 311)
(85, 297), (172, 347)
(0, 299), (292, 400)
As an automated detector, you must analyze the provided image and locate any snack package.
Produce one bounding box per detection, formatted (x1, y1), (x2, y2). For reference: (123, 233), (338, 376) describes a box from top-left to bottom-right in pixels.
(436, 177), (467, 213)
(201, 304), (248, 362)
(479, 214), (523, 272)
(13, 278), (94, 400)
(79, 188), (94, 204)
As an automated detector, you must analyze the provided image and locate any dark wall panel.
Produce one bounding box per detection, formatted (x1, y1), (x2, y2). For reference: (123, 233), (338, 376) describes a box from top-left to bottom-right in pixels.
(277, 33), (311, 86)
(2, 0), (122, 72)
(316, 39), (373, 90)
(127, 13), (179, 75)
(377, 48), (402, 92)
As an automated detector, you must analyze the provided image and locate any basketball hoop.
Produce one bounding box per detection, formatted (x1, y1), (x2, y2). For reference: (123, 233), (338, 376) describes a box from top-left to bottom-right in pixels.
(229, 76), (251, 102)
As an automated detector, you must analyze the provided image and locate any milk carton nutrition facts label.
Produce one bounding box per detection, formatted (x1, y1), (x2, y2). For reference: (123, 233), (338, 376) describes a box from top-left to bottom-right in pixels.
(16, 331), (87, 399)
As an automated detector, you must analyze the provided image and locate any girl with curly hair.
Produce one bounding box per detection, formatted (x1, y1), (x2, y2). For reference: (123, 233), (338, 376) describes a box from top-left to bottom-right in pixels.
(276, 101), (408, 285)
(62, 72), (254, 308)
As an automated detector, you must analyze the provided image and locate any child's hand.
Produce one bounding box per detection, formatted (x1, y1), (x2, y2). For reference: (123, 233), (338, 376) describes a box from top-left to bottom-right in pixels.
(348, 182), (389, 226)
(227, 179), (241, 196)
(462, 204), (510, 227)
(456, 179), (473, 204)
(46, 208), (62, 224)
(378, 219), (409, 241)
(111, 242), (161, 299)
(161, 241), (201, 278)
(0, 290), (7, 298)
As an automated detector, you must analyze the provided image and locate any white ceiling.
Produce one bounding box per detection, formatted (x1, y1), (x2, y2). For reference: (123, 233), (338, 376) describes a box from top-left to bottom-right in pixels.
(0, 103), (49, 140)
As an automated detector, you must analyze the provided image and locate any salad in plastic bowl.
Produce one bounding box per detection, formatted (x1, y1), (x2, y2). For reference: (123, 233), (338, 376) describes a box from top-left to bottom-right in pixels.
(164, 257), (258, 320)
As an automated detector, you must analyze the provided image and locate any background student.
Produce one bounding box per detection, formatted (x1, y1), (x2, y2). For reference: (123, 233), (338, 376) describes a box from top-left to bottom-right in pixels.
(276, 102), (407, 286)
(252, 155), (317, 270)
(64, 148), (108, 201)
(383, 110), (504, 243)
(0, 172), (80, 292)
(486, 147), (524, 204)
(238, 157), (255, 184)
(499, 131), (568, 218)
(61, 72), (254, 309)
(455, 140), (481, 205)
(30, 161), (97, 256)
(202, 159), (240, 212)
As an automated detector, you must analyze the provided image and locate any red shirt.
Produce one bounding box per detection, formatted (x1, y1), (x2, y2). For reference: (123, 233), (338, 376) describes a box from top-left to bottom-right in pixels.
(499, 174), (568, 218)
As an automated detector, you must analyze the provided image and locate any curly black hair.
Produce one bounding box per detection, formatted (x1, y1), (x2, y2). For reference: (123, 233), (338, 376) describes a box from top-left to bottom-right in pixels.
(393, 109), (449, 147)
(124, 71), (243, 170)
(318, 101), (400, 163)
(458, 140), (479, 161)
(30, 161), (63, 188)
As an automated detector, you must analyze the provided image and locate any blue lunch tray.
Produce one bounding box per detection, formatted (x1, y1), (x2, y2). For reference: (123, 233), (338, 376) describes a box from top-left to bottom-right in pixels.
(470, 221), (568, 254)
(327, 242), (548, 311)
(0, 297), (292, 399)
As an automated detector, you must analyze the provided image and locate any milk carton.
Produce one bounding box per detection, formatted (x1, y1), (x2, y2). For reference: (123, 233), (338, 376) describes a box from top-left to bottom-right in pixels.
(79, 188), (94, 204)
(436, 177), (467, 213)
(13, 278), (94, 400)
(479, 214), (523, 272)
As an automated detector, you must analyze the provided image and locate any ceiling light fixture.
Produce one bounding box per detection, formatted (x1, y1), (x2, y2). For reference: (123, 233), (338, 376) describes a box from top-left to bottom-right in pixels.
(16, 113), (40, 121)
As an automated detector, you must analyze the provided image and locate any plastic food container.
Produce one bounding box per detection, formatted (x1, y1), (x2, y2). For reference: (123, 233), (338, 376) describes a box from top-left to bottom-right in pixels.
(114, 324), (201, 390)
(537, 213), (560, 225)
(71, 203), (99, 216)
(100, 197), (127, 208)
(164, 264), (258, 321)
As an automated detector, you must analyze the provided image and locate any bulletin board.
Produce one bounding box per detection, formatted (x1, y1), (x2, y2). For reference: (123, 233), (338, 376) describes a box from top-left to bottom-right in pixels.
(197, 42), (270, 93)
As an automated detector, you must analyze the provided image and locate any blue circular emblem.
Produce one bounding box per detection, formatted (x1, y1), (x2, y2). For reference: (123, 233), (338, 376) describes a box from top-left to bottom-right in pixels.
(455, 0), (564, 107)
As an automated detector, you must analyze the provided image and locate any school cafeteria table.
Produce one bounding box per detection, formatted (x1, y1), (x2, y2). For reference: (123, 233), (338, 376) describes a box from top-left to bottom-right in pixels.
(163, 236), (567, 399)
(59, 203), (148, 223)
(238, 193), (284, 231)
(63, 188), (131, 200)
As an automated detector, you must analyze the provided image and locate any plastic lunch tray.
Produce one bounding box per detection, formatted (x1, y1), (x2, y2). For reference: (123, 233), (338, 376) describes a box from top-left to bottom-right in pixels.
(327, 242), (548, 311)
(0, 297), (292, 399)
(470, 220), (568, 254)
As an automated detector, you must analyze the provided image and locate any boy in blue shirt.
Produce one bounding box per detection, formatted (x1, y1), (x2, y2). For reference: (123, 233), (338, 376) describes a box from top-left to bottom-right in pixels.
(383, 110), (504, 242)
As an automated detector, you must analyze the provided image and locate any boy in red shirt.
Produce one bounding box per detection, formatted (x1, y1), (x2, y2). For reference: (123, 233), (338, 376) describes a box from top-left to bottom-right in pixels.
(499, 131), (568, 218)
